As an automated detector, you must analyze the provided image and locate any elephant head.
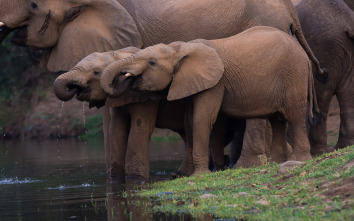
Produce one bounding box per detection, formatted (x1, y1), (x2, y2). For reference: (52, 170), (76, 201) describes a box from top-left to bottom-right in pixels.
(0, 0), (142, 72)
(100, 42), (225, 101)
(53, 47), (140, 108)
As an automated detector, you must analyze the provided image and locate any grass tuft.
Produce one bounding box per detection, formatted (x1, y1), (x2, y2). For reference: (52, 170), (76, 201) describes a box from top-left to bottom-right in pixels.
(139, 146), (354, 220)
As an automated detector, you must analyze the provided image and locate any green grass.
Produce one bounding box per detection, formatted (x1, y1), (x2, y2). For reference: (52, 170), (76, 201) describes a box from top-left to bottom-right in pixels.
(139, 146), (354, 220)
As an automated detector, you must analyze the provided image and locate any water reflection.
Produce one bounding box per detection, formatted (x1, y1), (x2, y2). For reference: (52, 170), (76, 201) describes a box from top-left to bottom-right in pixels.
(106, 180), (214, 221)
(0, 138), (213, 220)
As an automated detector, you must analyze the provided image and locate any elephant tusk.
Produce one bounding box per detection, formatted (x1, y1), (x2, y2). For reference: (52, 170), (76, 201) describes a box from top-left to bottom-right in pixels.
(125, 73), (133, 77)
(0, 22), (4, 27)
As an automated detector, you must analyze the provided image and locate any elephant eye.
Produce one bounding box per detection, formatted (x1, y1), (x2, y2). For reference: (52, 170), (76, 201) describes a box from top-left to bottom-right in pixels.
(30, 2), (38, 9)
(93, 71), (100, 75)
(148, 60), (156, 66)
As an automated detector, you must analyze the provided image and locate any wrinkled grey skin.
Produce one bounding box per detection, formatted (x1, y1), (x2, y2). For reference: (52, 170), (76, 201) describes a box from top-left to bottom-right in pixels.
(1, 0), (326, 181)
(292, 0), (354, 155)
(236, 0), (354, 168)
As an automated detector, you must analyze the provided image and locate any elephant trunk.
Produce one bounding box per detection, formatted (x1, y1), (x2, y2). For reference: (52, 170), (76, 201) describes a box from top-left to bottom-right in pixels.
(101, 55), (144, 97)
(53, 72), (84, 101)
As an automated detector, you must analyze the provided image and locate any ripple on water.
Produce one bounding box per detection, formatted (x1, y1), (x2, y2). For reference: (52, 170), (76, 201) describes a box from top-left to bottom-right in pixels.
(0, 177), (40, 185)
(46, 183), (97, 190)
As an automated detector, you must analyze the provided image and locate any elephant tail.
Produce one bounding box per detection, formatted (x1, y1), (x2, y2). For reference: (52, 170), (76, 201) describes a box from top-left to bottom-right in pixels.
(307, 61), (321, 126)
(288, 3), (328, 84)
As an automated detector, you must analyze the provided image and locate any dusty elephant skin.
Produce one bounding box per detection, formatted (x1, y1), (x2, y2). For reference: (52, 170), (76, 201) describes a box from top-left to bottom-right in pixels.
(100, 26), (318, 174)
(292, 0), (354, 154)
(1, 0), (326, 181)
(53, 49), (241, 181)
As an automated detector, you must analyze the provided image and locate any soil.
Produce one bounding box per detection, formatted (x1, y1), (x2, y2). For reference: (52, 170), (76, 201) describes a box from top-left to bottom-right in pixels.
(322, 158), (354, 202)
(324, 176), (354, 200)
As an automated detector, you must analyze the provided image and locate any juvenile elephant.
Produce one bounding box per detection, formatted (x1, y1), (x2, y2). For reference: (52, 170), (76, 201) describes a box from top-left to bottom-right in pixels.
(292, 0), (354, 154)
(54, 49), (242, 179)
(1, 0), (326, 179)
(101, 26), (319, 174)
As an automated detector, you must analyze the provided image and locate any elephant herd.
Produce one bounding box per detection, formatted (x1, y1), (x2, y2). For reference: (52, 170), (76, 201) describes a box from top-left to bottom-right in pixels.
(0, 0), (353, 182)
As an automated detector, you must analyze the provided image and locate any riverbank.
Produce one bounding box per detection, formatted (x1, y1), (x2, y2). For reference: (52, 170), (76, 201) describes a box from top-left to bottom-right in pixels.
(139, 146), (354, 220)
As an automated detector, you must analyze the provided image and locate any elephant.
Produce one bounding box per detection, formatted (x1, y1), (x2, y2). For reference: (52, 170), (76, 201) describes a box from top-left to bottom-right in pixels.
(291, 0), (354, 155)
(0, 0), (326, 180)
(235, 0), (354, 168)
(100, 26), (319, 174)
(54, 48), (244, 180)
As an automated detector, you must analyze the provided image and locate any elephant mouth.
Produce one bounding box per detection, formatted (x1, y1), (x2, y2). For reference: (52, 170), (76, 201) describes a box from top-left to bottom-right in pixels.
(0, 23), (30, 46)
(76, 87), (92, 102)
(11, 25), (28, 46)
(0, 24), (13, 43)
(89, 99), (106, 109)
(131, 75), (143, 90)
(107, 74), (138, 97)
(116, 71), (142, 89)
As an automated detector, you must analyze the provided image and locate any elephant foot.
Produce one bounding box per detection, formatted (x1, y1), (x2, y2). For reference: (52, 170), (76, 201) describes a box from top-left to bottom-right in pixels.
(270, 154), (287, 164)
(175, 164), (194, 178)
(234, 154), (268, 168)
(287, 152), (297, 161)
(192, 168), (210, 176)
(172, 170), (187, 179)
(211, 155), (231, 171)
(109, 162), (125, 183)
(212, 166), (224, 172)
(291, 153), (312, 162)
(109, 176), (125, 184)
(125, 174), (150, 185)
(310, 145), (331, 157)
(335, 139), (354, 150)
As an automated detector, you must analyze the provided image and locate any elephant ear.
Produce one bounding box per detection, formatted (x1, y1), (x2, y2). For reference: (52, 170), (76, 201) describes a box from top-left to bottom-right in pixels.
(167, 42), (224, 101)
(47, 2), (142, 72)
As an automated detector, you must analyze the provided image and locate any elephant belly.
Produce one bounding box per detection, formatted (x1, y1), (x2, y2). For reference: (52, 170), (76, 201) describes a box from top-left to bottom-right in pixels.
(220, 97), (278, 120)
(155, 99), (186, 130)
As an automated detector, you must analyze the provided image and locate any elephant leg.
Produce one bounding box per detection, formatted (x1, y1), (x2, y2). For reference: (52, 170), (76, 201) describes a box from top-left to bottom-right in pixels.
(228, 119), (246, 168)
(288, 114), (312, 161)
(269, 117), (288, 163)
(175, 105), (195, 177)
(191, 89), (223, 175)
(102, 107), (112, 175)
(308, 93), (332, 156)
(335, 83), (354, 148)
(125, 101), (159, 181)
(173, 130), (194, 178)
(109, 107), (129, 182)
(234, 119), (270, 168)
(209, 114), (227, 171)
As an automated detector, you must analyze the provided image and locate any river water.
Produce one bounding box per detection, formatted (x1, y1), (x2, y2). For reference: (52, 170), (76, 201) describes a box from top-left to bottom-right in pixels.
(0, 138), (195, 220)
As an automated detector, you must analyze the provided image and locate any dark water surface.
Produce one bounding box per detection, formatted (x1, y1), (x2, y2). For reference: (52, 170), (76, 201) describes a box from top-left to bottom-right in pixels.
(0, 138), (196, 220)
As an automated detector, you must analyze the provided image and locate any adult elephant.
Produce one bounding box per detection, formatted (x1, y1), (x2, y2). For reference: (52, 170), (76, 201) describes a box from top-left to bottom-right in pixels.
(0, 0), (326, 180)
(291, 0), (354, 155)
